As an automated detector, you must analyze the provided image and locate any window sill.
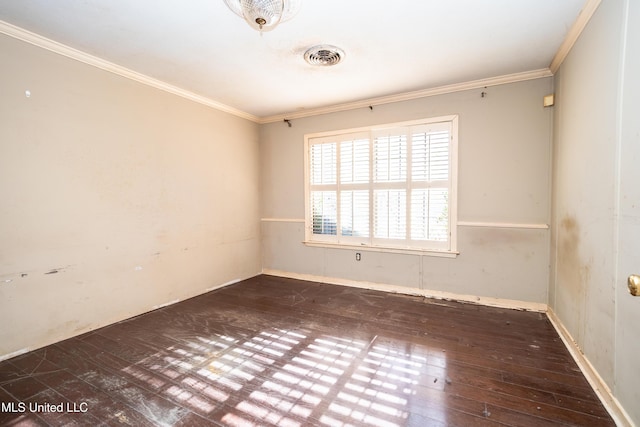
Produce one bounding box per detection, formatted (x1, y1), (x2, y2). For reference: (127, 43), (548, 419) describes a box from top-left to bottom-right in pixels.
(302, 241), (459, 258)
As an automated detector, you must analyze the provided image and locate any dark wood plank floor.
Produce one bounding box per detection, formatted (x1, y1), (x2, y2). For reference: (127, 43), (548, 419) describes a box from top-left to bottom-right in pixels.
(0, 275), (615, 426)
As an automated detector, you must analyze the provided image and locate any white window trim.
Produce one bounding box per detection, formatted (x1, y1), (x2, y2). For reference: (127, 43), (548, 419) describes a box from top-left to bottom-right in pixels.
(303, 115), (458, 256)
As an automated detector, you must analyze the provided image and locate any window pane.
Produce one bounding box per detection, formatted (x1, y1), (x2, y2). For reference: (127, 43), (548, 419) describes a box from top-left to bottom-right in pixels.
(310, 143), (337, 185)
(311, 191), (337, 235)
(340, 139), (369, 184)
(411, 188), (449, 241)
(374, 134), (407, 182)
(412, 130), (449, 182)
(374, 190), (406, 239)
(429, 131), (450, 181)
(341, 190), (369, 237)
(306, 117), (455, 251)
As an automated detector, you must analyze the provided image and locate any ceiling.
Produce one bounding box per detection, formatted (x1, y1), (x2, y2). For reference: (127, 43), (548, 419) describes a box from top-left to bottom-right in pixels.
(0, 0), (587, 121)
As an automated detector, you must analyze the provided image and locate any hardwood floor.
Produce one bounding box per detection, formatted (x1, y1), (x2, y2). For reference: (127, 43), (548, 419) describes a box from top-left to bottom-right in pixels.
(0, 275), (615, 426)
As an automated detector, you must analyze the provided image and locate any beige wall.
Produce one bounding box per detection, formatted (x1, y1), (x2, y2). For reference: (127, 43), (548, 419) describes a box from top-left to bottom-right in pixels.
(550, 0), (622, 392)
(0, 34), (262, 358)
(261, 78), (553, 303)
(551, 0), (640, 423)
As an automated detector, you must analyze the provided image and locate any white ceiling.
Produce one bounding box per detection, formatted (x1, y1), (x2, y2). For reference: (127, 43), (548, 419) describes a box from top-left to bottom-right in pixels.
(0, 0), (587, 120)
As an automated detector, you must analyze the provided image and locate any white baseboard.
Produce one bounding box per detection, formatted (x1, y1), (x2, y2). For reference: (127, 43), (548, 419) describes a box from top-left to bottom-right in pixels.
(0, 347), (30, 363)
(538, 309), (632, 427)
(262, 269), (546, 312)
(149, 276), (249, 311)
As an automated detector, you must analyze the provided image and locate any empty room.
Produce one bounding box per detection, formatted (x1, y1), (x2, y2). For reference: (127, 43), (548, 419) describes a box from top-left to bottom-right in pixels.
(1, 0), (639, 426)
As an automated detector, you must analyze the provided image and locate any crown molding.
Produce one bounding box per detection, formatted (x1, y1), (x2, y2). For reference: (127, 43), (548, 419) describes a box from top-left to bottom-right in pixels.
(0, 20), (260, 123)
(1, 19), (557, 125)
(258, 68), (553, 124)
(549, 0), (602, 73)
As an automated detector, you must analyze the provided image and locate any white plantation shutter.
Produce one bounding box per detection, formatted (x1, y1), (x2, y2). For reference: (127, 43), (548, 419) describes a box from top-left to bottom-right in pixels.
(308, 133), (369, 242)
(341, 190), (369, 237)
(374, 189), (406, 239)
(411, 126), (450, 183)
(310, 142), (337, 185)
(340, 138), (370, 239)
(309, 141), (337, 237)
(340, 139), (369, 184)
(411, 188), (448, 241)
(372, 129), (408, 244)
(306, 117), (456, 252)
(311, 191), (337, 235)
(373, 132), (407, 183)
(408, 122), (452, 246)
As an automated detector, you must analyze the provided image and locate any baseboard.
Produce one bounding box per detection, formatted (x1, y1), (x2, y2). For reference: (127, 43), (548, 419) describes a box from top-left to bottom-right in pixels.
(0, 347), (31, 363)
(547, 308), (633, 427)
(262, 269), (547, 312)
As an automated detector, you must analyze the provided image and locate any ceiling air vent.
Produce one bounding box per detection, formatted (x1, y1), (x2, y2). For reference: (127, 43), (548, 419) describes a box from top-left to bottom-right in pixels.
(304, 45), (345, 66)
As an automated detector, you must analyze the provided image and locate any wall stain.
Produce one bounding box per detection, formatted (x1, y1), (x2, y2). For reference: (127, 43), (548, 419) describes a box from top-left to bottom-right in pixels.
(558, 216), (584, 293)
(468, 227), (538, 247)
(557, 215), (589, 341)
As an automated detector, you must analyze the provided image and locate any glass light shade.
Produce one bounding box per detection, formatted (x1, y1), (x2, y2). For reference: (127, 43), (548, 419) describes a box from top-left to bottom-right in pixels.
(223, 0), (301, 32)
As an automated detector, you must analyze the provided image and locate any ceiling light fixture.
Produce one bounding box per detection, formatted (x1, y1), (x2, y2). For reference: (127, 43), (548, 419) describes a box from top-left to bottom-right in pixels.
(223, 0), (301, 32)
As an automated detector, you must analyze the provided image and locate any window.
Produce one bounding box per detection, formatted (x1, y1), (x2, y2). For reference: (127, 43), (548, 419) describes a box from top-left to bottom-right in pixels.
(304, 116), (458, 254)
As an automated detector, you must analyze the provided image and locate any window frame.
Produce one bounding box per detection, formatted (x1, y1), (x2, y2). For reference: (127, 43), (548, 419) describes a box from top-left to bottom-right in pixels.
(303, 115), (458, 257)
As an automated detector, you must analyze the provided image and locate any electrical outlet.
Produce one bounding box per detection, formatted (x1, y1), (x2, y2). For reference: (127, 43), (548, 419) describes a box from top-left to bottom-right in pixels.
(356, 252), (361, 261)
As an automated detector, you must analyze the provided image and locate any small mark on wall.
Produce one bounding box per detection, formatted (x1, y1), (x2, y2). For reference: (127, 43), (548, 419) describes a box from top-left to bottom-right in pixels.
(1, 273), (30, 284)
(43, 265), (73, 275)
